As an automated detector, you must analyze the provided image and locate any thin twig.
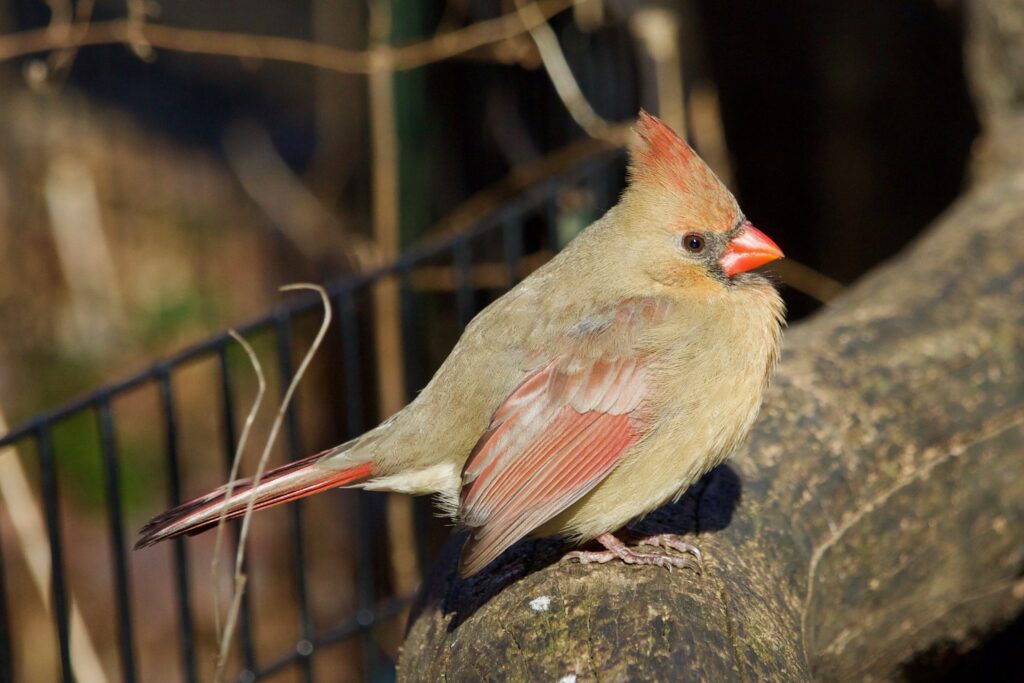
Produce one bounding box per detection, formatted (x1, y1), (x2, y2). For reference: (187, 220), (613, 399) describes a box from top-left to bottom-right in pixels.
(774, 259), (846, 304)
(212, 284), (332, 683)
(0, 0), (575, 73)
(210, 331), (266, 649)
(222, 120), (376, 270)
(43, 0), (73, 30)
(32, 0), (96, 84)
(123, 0), (154, 60)
(513, 0), (624, 143)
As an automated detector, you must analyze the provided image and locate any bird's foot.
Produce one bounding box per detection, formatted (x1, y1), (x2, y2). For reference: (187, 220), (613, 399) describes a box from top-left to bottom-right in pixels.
(635, 533), (703, 565)
(563, 532), (702, 573)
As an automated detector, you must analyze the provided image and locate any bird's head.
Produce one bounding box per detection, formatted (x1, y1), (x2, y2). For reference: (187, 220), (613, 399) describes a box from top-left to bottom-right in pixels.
(617, 111), (783, 292)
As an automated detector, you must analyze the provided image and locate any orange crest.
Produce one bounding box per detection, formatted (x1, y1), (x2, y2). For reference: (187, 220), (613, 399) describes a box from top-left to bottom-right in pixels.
(629, 111), (709, 192)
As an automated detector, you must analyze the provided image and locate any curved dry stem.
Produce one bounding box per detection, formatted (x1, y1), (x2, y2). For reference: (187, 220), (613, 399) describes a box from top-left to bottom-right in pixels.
(213, 284), (332, 683)
(210, 330), (266, 647)
(514, 0), (624, 144)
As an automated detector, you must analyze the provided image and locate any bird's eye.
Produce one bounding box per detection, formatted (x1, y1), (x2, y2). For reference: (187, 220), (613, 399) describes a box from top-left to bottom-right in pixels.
(682, 233), (705, 253)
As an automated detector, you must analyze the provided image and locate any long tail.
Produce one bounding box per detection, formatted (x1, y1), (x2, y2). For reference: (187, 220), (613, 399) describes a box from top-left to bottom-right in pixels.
(135, 450), (373, 549)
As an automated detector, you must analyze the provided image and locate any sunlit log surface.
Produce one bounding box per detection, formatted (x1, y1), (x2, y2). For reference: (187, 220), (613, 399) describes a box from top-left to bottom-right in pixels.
(398, 1), (1024, 679)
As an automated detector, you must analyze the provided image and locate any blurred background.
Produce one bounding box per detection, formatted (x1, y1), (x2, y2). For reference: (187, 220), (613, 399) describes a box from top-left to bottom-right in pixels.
(0, 0), (982, 681)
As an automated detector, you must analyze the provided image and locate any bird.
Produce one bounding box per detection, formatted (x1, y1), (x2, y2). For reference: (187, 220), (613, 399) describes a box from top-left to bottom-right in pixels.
(136, 112), (785, 577)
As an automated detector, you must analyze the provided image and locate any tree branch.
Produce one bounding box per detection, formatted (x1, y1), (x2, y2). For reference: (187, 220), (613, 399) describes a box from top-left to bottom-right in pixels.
(0, 0), (574, 74)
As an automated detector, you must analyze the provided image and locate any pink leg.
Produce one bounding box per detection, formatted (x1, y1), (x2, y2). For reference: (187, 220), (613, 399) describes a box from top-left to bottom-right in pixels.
(563, 532), (702, 573)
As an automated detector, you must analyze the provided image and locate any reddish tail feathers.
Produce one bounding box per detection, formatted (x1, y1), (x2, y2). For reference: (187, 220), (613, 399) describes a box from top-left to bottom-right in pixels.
(135, 453), (373, 549)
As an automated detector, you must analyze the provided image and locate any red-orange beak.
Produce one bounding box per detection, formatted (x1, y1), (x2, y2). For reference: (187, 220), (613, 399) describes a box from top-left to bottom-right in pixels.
(720, 222), (784, 277)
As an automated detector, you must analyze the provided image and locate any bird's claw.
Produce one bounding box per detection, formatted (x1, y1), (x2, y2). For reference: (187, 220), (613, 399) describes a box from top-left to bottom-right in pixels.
(563, 532), (702, 573)
(636, 534), (703, 565)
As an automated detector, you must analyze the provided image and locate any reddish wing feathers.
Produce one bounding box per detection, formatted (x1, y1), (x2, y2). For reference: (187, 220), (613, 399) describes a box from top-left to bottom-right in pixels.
(458, 356), (647, 575)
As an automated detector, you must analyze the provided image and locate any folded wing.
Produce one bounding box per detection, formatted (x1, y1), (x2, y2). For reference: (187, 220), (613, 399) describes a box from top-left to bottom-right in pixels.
(458, 354), (649, 575)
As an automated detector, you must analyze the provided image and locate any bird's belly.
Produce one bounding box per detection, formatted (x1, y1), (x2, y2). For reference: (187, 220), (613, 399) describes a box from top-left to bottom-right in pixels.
(535, 439), (710, 541)
(536, 384), (761, 542)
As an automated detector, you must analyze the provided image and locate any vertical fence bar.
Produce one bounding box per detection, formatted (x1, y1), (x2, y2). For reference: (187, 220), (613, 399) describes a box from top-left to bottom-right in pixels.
(339, 291), (365, 448)
(97, 400), (138, 683)
(158, 371), (198, 683)
(36, 426), (74, 682)
(216, 347), (257, 676)
(453, 239), (474, 329)
(340, 291), (384, 681)
(0, 520), (14, 683)
(501, 218), (524, 290)
(274, 317), (315, 683)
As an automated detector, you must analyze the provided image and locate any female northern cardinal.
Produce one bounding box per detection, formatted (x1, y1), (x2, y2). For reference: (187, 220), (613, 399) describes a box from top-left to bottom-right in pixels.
(137, 112), (784, 576)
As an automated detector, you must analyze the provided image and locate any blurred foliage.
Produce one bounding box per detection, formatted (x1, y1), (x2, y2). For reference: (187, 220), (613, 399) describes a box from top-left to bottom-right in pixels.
(134, 289), (223, 347)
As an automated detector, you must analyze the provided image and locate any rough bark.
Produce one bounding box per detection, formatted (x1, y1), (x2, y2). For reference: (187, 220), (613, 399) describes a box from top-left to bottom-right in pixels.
(398, 2), (1024, 679)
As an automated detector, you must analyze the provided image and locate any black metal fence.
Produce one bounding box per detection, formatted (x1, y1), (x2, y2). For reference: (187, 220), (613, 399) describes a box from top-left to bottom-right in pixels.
(0, 150), (626, 683)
